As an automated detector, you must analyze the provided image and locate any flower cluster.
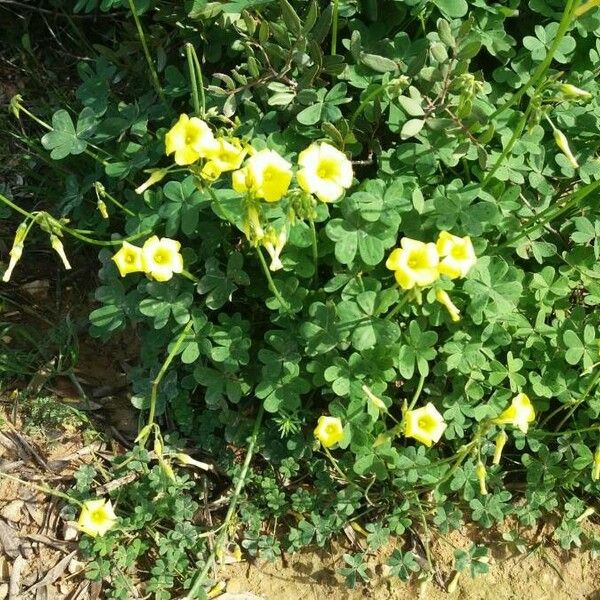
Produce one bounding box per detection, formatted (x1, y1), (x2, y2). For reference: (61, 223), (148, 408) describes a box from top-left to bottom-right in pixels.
(112, 236), (183, 282)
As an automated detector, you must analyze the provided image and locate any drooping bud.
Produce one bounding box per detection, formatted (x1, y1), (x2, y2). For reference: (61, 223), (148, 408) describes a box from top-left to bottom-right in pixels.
(493, 429), (508, 465)
(593, 442), (600, 482)
(435, 289), (461, 322)
(243, 205), (264, 244)
(135, 169), (169, 195)
(559, 83), (592, 100)
(97, 199), (109, 219)
(174, 453), (213, 471)
(362, 384), (387, 412)
(2, 244), (23, 282)
(262, 228), (287, 272)
(553, 128), (579, 169)
(476, 461), (488, 496)
(50, 235), (72, 270)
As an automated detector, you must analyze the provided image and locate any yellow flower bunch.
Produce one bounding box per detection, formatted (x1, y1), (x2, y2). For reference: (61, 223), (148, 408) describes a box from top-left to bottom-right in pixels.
(112, 236), (183, 282)
(232, 149), (293, 202)
(403, 402), (447, 447)
(314, 415), (344, 448)
(493, 393), (535, 433)
(77, 498), (117, 537)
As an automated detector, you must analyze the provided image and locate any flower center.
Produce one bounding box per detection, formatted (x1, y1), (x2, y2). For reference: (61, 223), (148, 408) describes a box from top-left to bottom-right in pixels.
(407, 250), (426, 270)
(263, 167), (275, 182)
(125, 253), (136, 264)
(451, 244), (468, 260)
(153, 250), (169, 265)
(325, 424), (338, 435)
(316, 159), (339, 180)
(91, 509), (106, 524)
(418, 416), (435, 431)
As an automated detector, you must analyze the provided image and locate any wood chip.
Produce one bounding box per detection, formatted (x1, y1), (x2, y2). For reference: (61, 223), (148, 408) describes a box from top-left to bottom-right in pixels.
(0, 521), (20, 559)
(0, 501), (23, 524)
(8, 555), (26, 600)
(0, 583), (8, 600)
(25, 550), (77, 593)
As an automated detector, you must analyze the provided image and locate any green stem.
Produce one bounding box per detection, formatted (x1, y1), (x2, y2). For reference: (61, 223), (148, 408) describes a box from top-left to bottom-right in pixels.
(408, 374), (426, 411)
(489, 0), (578, 121)
(555, 367), (600, 430)
(145, 320), (194, 440)
(126, 0), (168, 108)
(181, 269), (200, 284)
(97, 186), (136, 217)
(308, 216), (318, 283)
(0, 191), (31, 219)
(0, 471), (82, 507)
(331, 0), (340, 55)
(256, 247), (290, 312)
(384, 292), (409, 321)
(61, 225), (151, 247)
(350, 84), (388, 128)
(185, 43), (201, 116)
(185, 406), (264, 599)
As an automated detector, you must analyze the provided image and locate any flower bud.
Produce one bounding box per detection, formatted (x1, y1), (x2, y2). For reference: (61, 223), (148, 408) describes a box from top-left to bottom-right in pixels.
(97, 199), (109, 219)
(2, 243), (23, 282)
(174, 453), (213, 471)
(476, 461), (488, 496)
(135, 169), (168, 195)
(493, 430), (507, 465)
(50, 235), (72, 270)
(435, 289), (461, 322)
(553, 128), (579, 169)
(593, 443), (600, 482)
(362, 384), (387, 411)
(559, 83), (592, 100)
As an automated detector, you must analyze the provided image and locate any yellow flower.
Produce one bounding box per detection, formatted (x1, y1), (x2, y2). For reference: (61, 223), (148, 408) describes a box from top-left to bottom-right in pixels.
(297, 142), (353, 203)
(141, 236), (184, 282)
(314, 416), (344, 448)
(404, 402), (447, 447)
(553, 128), (579, 169)
(240, 149), (293, 202)
(200, 161), (223, 182)
(385, 238), (439, 289)
(77, 498), (117, 538)
(165, 114), (217, 165)
(436, 231), (477, 279)
(492, 429), (507, 465)
(262, 227), (287, 271)
(207, 137), (247, 172)
(135, 169), (168, 194)
(592, 443), (600, 482)
(493, 393), (535, 434)
(112, 242), (144, 277)
(435, 289), (461, 322)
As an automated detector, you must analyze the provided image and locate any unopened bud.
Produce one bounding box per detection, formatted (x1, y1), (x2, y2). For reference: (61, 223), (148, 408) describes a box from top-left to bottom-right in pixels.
(362, 384), (387, 411)
(200, 161), (222, 183)
(476, 461), (488, 496)
(97, 200), (109, 219)
(553, 128), (579, 169)
(446, 571), (460, 594)
(174, 453), (213, 471)
(559, 83), (592, 100)
(2, 243), (23, 282)
(493, 430), (507, 465)
(593, 443), (600, 482)
(576, 507), (595, 523)
(50, 235), (71, 270)
(135, 169), (168, 194)
(435, 289), (461, 322)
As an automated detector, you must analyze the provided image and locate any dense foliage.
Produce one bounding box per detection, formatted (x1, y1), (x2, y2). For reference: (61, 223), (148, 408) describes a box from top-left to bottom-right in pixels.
(2, 0), (600, 597)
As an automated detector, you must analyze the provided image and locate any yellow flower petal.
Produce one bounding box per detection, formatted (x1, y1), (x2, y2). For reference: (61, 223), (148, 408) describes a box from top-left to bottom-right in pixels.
(142, 236), (184, 282)
(112, 242), (144, 277)
(386, 238), (440, 290)
(436, 231), (477, 279)
(493, 393), (535, 433)
(314, 415), (344, 448)
(77, 498), (117, 538)
(404, 402), (447, 447)
(165, 114), (217, 165)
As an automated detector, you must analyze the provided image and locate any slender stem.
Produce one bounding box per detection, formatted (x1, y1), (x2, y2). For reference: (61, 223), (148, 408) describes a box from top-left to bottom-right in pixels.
(0, 191), (31, 218)
(185, 43), (201, 116)
(185, 406), (264, 599)
(256, 247), (290, 311)
(0, 471), (82, 507)
(408, 374), (426, 411)
(181, 269), (200, 284)
(350, 84), (388, 128)
(308, 216), (318, 283)
(384, 292), (409, 321)
(126, 0), (168, 108)
(331, 0), (340, 55)
(61, 225), (151, 247)
(190, 46), (207, 118)
(145, 320), (194, 439)
(555, 367), (600, 430)
(489, 0), (578, 121)
(98, 187), (136, 217)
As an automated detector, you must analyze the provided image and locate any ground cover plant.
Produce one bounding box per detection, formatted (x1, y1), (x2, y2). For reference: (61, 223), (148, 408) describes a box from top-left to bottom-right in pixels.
(2, 0), (600, 598)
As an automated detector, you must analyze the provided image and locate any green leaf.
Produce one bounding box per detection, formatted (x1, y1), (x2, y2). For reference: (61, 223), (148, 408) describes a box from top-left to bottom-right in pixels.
(41, 109), (92, 160)
(433, 0), (468, 18)
(401, 119), (425, 140)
